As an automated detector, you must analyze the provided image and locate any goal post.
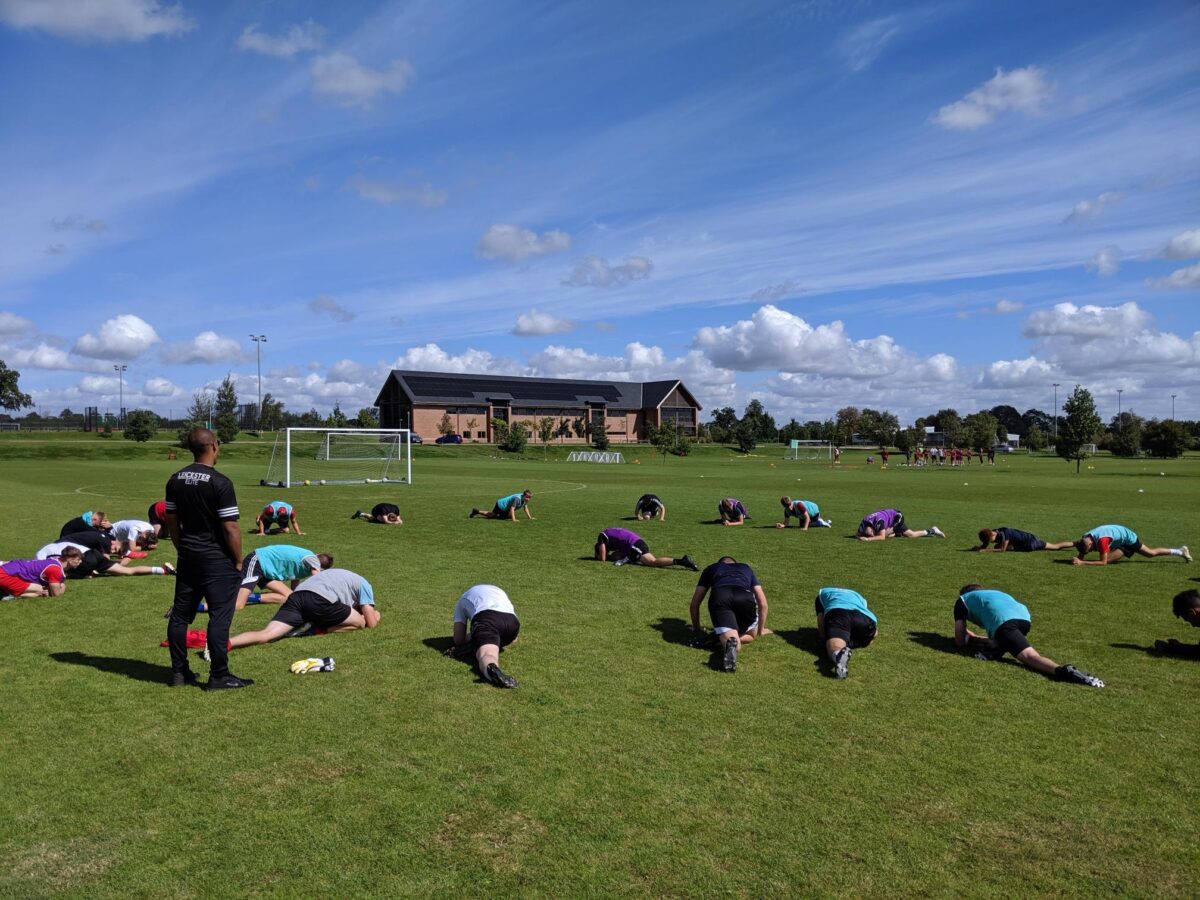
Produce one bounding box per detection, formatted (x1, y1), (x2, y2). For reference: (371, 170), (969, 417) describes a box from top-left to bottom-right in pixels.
(263, 428), (413, 487)
(784, 439), (833, 461)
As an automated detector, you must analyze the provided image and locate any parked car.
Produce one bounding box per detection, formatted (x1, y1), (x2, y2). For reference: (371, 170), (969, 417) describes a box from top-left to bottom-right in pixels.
(435, 434), (464, 444)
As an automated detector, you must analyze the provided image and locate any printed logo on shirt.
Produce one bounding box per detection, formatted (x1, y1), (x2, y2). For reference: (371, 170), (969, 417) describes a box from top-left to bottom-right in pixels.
(176, 471), (212, 484)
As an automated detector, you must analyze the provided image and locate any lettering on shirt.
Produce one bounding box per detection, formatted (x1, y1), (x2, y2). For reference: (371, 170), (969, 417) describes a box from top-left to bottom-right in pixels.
(175, 471), (213, 485)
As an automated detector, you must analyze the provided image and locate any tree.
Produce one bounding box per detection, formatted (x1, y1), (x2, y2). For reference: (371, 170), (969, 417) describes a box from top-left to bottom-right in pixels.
(465, 416), (478, 441)
(740, 399), (776, 442)
(1024, 424), (1047, 452)
(123, 409), (158, 442)
(835, 406), (860, 446)
(355, 407), (378, 429)
(733, 419), (757, 453)
(933, 409), (963, 446)
(1057, 385), (1101, 473)
(214, 375), (239, 444)
(988, 405), (1023, 436)
(962, 411), (1000, 451)
(1142, 419), (1190, 458)
(1106, 412), (1143, 457)
(297, 407), (323, 427)
(436, 412), (455, 437)
(1022, 408), (1054, 437)
(0, 360), (32, 411)
(648, 420), (677, 462)
(537, 416), (556, 455)
(179, 392), (214, 445)
(858, 408), (899, 446)
(707, 406), (738, 443)
(327, 403), (348, 428)
(572, 415), (589, 440)
(779, 418), (805, 443)
(589, 418), (609, 451)
(258, 393), (285, 431)
(894, 427), (919, 454)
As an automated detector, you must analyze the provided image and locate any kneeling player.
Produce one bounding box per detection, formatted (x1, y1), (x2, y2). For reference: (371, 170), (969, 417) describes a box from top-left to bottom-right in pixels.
(1154, 589), (1200, 659)
(1072, 524), (1189, 566)
(634, 493), (666, 521)
(975, 527), (1073, 552)
(470, 489), (533, 522)
(236, 545), (332, 609)
(594, 527), (697, 570)
(254, 500), (304, 536)
(815, 587), (877, 679)
(953, 583), (1103, 687)
(147, 500), (168, 537)
(856, 508), (944, 541)
(229, 568), (378, 648)
(717, 497), (749, 526)
(351, 502), (403, 525)
(689, 556), (770, 673)
(777, 496), (831, 529)
(57, 510), (111, 540)
(0, 549), (83, 598)
(446, 583), (521, 689)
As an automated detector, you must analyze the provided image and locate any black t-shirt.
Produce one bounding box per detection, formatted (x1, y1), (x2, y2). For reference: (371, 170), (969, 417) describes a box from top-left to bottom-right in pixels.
(58, 530), (111, 553)
(636, 494), (662, 511)
(164, 463), (239, 563)
(995, 527), (1039, 551)
(697, 561), (760, 592)
(59, 516), (105, 540)
(372, 503), (400, 518)
(69, 549), (115, 579)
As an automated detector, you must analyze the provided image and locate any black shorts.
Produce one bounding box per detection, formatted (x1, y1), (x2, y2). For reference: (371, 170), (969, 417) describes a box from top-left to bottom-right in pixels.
(992, 619), (1032, 657)
(240, 551), (267, 588)
(637, 499), (662, 515)
(490, 504), (508, 518)
(272, 590), (354, 630)
(708, 585), (758, 635)
(821, 608), (877, 648)
(470, 610), (520, 649)
(69, 549), (115, 578)
(372, 503), (400, 519)
(60, 530), (110, 553)
(891, 513), (907, 536)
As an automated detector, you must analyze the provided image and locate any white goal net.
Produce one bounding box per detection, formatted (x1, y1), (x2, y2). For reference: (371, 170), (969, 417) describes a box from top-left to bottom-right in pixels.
(263, 428), (413, 487)
(566, 451), (625, 464)
(784, 439), (833, 461)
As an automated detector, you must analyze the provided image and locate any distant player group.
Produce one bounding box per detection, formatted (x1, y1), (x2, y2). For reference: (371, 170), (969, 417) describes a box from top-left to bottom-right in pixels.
(4, 430), (1195, 691)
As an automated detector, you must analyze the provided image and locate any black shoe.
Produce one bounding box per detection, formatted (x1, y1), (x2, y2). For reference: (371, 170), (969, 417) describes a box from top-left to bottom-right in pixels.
(205, 673), (255, 691)
(833, 647), (851, 679)
(722, 637), (739, 673)
(469, 507), (479, 518)
(351, 510), (363, 520)
(1055, 664), (1104, 688)
(679, 554), (699, 572)
(485, 663), (518, 689)
(169, 669), (199, 688)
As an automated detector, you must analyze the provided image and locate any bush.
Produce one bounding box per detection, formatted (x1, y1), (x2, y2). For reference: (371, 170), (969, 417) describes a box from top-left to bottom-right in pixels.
(123, 409), (158, 443)
(590, 419), (610, 451)
(734, 421), (757, 453)
(496, 419), (528, 453)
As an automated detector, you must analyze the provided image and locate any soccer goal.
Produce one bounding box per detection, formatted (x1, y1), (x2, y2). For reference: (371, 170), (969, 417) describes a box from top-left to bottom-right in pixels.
(566, 450), (625, 464)
(263, 428), (413, 487)
(784, 439), (833, 461)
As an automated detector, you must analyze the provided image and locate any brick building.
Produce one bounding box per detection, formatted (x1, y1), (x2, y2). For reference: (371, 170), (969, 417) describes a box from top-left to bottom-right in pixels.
(374, 370), (702, 443)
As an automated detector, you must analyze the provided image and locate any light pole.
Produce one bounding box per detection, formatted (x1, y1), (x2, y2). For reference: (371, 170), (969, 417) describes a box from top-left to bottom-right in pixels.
(250, 334), (267, 429)
(1171, 394), (1176, 420)
(1117, 389), (1123, 430)
(113, 364), (127, 428)
(1052, 383), (1060, 444)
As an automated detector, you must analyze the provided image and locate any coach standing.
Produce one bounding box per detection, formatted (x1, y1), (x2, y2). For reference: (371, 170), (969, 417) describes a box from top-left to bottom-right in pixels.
(165, 428), (253, 690)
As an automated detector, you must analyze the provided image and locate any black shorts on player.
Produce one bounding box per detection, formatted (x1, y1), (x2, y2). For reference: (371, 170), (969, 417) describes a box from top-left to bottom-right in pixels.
(239, 551), (267, 588)
(372, 503), (400, 519)
(821, 607), (878, 648)
(991, 619), (1032, 657)
(272, 589), (353, 631)
(469, 610), (520, 650)
(597, 532), (649, 563)
(708, 585), (758, 634)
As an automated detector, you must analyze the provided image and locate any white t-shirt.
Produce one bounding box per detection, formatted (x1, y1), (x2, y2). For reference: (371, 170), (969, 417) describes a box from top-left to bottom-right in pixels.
(453, 584), (515, 623)
(112, 520), (152, 542)
(36, 541), (89, 559)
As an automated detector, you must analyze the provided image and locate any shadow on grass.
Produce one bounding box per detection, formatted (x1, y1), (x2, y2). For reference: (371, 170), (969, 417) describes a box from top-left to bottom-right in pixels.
(1112, 640), (1200, 660)
(50, 651), (171, 684)
(907, 631), (961, 655)
(775, 627), (827, 675)
(651, 617), (724, 671)
(421, 636), (488, 682)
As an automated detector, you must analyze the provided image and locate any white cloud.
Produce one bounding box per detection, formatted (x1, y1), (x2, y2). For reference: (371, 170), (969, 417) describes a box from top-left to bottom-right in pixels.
(1149, 263), (1200, 290)
(311, 53), (412, 108)
(143, 376), (179, 397)
(1162, 228), (1200, 260)
(72, 314), (161, 360)
(1087, 246), (1121, 277)
(0, 0), (194, 42)
(1023, 302), (1149, 339)
(1020, 302), (1199, 375)
(750, 280), (801, 302)
(992, 299), (1024, 314)
(513, 310), (573, 336)
(0, 311), (32, 335)
(80, 374), (119, 393)
(308, 294), (355, 322)
(839, 16), (899, 73)
(1062, 191), (1122, 225)
(932, 65), (1052, 130)
(477, 224), (570, 263)
(564, 255), (653, 287)
(390, 344), (527, 376)
(161, 330), (242, 364)
(979, 356), (1058, 388)
(236, 20), (322, 58)
(328, 359), (366, 382)
(6, 341), (74, 370)
(346, 176), (447, 208)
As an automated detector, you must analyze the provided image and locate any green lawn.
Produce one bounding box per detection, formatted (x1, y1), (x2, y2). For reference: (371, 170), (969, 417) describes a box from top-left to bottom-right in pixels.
(1, 442), (1197, 897)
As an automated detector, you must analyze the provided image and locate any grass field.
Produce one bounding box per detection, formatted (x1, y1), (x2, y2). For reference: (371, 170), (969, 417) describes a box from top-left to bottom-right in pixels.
(1, 438), (1197, 897)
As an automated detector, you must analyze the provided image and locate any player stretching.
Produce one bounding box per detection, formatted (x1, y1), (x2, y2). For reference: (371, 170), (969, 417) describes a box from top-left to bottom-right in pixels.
(975, 527), (1073, 552)
(815, 587), (877, 679)
(634, 494), (666, 521)
(470, 490), (533, 522)
(351, 503), (402, 525)
(856, 508), (944, 541)
(444, 584), (521, 689)
(254, 500), (303, 535)
(689, 556), (770, 673)
(777, 496), (831, 529)
(594, 527), (697, 570)
(1071, 524), (1189, 566)
(717, 497), (749, 526)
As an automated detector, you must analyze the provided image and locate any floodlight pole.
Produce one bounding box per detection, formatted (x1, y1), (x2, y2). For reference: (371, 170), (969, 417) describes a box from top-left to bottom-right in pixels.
(250, 334), (267, 429)
(113, 365), (127, 428)
(1052, 383), (1060, 444)
(1171, 394), (1176, 420)
(1117, 389), (1123, 430)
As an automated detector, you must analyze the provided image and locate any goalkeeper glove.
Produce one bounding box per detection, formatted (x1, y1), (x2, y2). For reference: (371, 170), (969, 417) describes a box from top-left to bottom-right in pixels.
(289, 657), (335, 674)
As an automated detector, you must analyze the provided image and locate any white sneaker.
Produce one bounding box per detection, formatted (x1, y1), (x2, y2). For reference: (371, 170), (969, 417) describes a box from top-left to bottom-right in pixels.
(1181, 545), (1192, 563)
(929, 526), (946, 538)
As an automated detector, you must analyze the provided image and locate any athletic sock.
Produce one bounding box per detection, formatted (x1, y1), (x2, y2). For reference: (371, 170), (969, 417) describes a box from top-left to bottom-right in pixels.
(150, 566), (164, 575)
(1169, 548), (1183, 556)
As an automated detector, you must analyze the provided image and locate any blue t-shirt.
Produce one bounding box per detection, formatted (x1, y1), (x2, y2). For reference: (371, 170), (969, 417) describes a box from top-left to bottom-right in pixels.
(957, 589), (1030, 636)
(264, 501), (293, 520)
(496, 493), (527, 512)
(1085, 524), (1139, 550)
(785, 499), (820, 518)
(816, 587), (877, 624)
(255, 545), (320, 581)
(697, 561), (760, 592)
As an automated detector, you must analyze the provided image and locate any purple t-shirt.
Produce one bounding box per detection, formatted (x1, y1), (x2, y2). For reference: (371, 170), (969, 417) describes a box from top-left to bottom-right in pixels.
(1, 558), (65, 585)
(861, 508), (902, 532)
(600, 528), (642, 555)
(719, 498), (748, 518)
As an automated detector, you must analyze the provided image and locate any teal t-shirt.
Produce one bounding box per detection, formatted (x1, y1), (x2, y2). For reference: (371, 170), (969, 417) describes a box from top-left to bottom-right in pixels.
(265, 501), (293, 519)
(255, 545), (319, 581)
(958, 589), (1030, 636)
(496, 493), (526, 512)
(1086, 524), (1139, 549)
(817, 587), (877, 623)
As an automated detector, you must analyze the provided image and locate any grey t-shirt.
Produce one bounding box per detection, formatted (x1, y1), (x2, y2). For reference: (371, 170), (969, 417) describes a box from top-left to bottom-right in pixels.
(302, 568), (375, 608)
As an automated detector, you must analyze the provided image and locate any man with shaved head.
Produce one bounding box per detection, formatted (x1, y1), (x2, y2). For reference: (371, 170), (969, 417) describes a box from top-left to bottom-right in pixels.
(164, 428), (253, 690)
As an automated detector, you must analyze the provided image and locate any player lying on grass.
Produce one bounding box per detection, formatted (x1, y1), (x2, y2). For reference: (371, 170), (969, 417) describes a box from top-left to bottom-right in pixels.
(350, 502), (402, 525)
(443, 583), (521, 689)
(229, 568), (378, 648)
(110, 519), (157, 557)
(594, 527), (698, 571)
(54, 529), (119, 556)
(57, 511), (111, 540)
(1153, 589), (1200, 659)
(634, 493), (666, 521)
(975, 527), (1074, 552)
(777, 497), (831, 529)
(36, 541), (174, 578)
(0, 549), (84, 598)
(953, 583), (1104, 687)
(815, 587), (876, 679)
(147, 500), (170, 537)
(856, 508), (944, 541)
(236, 545), (332, 610)
(470, 489), (533, 522)
(1071, 524), (1190, 566)
(717, 497), (749, 526)
(689, 556), (770, 673)
(254, 501), (304, 536)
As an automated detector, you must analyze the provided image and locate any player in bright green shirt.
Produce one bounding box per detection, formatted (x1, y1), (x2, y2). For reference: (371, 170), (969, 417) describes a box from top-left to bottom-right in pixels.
(953, 584), (1104, 687)
(1072, 523), (1190, 566)
(815, 587), (877, 679)
(470, 489), (534, 522)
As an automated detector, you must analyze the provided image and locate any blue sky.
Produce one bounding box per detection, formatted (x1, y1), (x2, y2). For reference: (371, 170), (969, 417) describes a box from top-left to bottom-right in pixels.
(1, 0), (1197, 424)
